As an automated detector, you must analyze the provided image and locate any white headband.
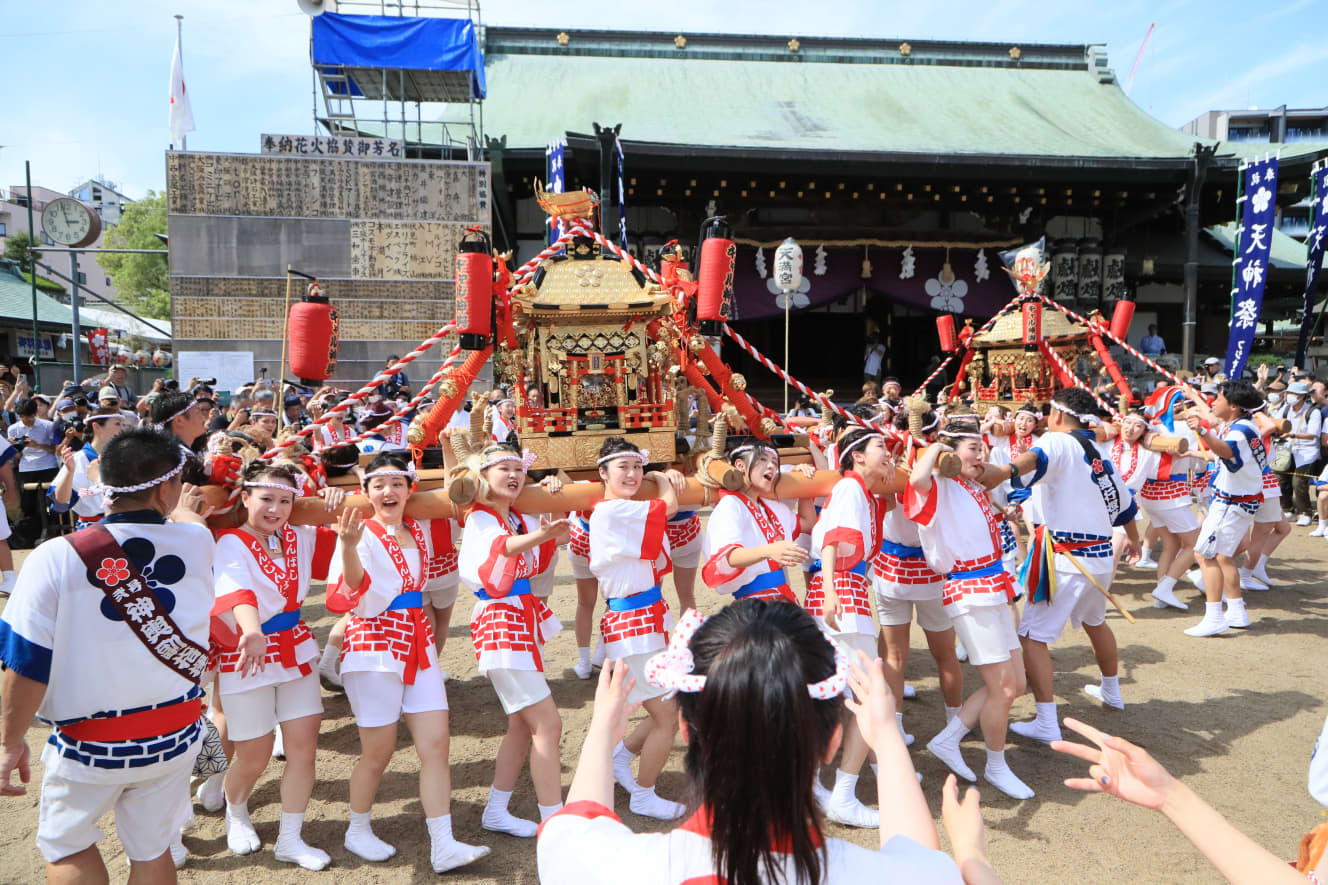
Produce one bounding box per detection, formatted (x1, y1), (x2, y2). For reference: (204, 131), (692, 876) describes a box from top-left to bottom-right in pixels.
(94, 450), (187, 503)
(249, 409), (277, 418)
(837, 431), (883, 461)
(917, 414), (939, 434)
(1050, 400), (1101, 427)
(362, 464), (417, 485)
(480, 449), (538, 471)
(1121, 413), (1150, 427)
(644, 608), (849, 700)
(597, 448), (650, 467)
(939, 430), (983, 440)
(1015, 407), (1040, 420)
(244, 480), (298, 494)
(158, 399), (200, 427)
(87, 413), (121, 423)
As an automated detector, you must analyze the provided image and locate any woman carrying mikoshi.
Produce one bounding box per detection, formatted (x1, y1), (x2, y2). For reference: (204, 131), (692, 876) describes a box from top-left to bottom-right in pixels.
(458, 441), (571, 837)
(325, 451), (489, 873)
(805, 423), (893, 829)
(210, 461), (343, 869)
(588, 437), (688, 821)
(536, 601), (985, 884)
(700, 440), (816, 605)
(906, 419), (1033, 800)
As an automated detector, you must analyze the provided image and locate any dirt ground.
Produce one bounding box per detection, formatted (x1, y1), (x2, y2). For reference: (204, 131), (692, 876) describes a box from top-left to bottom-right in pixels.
(1, 521), (1325, 885)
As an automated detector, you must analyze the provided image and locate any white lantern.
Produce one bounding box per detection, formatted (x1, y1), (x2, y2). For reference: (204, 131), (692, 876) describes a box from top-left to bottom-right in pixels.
(134, 349), (151, 367)
(152, 348), (172, 368)
(773, 237), (803, 293)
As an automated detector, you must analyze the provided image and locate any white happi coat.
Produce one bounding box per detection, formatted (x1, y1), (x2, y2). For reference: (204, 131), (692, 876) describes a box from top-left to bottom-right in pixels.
(905, 477), (1015, 613)
(325, 518), (441, 682)
(459, 506), (561, 673)
(0, 515), (214, 784)
(700, 492), (799, 602)
(211, 524), (336, 695)
(588, 498), (674, 657)
(536, 802), (963, 884)
(806, 473), (883, 637)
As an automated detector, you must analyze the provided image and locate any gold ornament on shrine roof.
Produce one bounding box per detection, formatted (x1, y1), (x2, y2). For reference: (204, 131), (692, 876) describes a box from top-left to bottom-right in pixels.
(674, 34), (687, 49)
(788, 38), (801, 52)
(1009, 46), (1021, 59)
(899, 42), (911, 56)
(556, 31), (570, 46)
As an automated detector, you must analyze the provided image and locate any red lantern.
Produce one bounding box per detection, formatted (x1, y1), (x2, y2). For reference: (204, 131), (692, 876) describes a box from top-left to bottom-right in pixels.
(456, 227), (494, 350)
(936, 314), (957, 352)
(288, 282), (339, 383)
(1021, 302), (1042, 344)
(696, 217), (736, 334)
(1109, 298), (1135, 343)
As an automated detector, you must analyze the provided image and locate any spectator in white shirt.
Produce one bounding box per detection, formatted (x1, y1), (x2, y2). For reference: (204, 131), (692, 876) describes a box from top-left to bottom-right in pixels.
(1279, 381), (1323, 525)
(6, 398), (60, 547)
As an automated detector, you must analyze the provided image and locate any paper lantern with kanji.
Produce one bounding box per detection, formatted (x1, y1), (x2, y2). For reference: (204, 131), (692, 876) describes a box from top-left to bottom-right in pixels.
(152, 349), (172, 368)
(287, 282), (339, 384)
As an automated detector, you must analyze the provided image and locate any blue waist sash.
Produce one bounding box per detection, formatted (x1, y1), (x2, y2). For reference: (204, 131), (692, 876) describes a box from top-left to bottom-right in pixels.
(734, 570), (788, 599)
(576, 517), (590, 531)
(807, 559), (868, 577)
(669, 510), (696, 523)
(387, 590), (423, 611)
(879, 539), (924, 559)
(608, 585), (663, 612)
(261, 610), (300, 634)
(1145, 473), (1190, 484)
(946, 561), (1005, 582)
(474, 578), (533, 601)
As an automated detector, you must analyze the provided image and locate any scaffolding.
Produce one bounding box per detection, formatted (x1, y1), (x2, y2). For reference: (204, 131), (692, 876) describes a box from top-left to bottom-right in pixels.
(308, 0), (484, 160)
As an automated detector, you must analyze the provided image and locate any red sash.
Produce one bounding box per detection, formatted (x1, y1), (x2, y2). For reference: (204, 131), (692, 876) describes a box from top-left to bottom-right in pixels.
(1111, 438), (1141, 484)
(364, 518), (432, 684)
(221, 525), (305, 669)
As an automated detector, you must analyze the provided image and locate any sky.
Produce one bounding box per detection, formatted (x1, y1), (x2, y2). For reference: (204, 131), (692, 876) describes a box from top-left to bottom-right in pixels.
(1, 0), (1325, 202)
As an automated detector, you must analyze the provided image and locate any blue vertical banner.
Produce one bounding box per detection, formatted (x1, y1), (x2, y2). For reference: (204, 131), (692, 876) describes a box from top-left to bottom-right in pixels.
(1295, 161), (1328, 366)
(615, 137), (628, 250)
(545, 140), (566, 247)
(1223, 155), (1279, 378)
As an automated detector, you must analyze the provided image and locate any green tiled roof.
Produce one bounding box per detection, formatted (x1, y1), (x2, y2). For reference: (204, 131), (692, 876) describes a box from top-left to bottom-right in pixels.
(1204, 223), (1307, 270)
(0, 265), (75, 326)
(475, 28), (1328, 167)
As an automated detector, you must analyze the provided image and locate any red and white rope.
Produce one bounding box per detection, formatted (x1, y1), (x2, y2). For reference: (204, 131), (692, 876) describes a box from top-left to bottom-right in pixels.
(341, 344), (465, 448)
(911, 297), (1027, 397)
(1038, 339), (1118, 418)
(1034, 293), (1187, 390)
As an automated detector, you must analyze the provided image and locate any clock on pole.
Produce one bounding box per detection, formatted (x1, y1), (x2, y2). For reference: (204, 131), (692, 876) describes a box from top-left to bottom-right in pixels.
(40, 197), (101, 248)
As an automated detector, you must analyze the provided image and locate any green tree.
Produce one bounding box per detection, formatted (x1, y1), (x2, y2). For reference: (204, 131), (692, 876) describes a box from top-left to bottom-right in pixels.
(3, 231), (38, 275)
(100, 190), (170, 319)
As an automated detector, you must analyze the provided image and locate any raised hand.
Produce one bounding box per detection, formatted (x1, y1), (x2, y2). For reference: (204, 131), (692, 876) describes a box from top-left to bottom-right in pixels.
(1051, 717), (1176, 811)
(335, 505), (365, 545)
(844, 650), (899, 752)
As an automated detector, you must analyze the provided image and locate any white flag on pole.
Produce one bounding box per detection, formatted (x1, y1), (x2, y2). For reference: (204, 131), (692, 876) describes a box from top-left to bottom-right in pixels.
(168, 32), (195, 146)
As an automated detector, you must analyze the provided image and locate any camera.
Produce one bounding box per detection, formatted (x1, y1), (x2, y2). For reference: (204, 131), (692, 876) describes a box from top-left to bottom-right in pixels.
(198, 377), (217, 386)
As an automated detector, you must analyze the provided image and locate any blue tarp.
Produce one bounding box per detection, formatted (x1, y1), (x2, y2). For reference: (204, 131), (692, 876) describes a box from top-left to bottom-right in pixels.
(312, 12), (486, 99)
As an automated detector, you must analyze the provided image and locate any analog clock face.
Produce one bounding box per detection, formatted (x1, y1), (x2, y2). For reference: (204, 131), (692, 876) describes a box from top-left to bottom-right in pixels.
(40, 198), (101, 247)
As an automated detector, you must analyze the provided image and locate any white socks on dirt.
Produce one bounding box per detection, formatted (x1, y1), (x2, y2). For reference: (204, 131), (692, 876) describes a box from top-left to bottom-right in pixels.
(1151, 575), (1188, 610)
(612, 740), (639, 792)
(482, 786), (538, 838)
(896, 712), (914, 746)
(1011, 701), (1062, 743)
(1224, 596), (1250, 628)
(1084, 675), (1124, 710)
(1185, 601), (1231, 637)
(225, 800), (261, 855)
(0, 570), (15, 596)
(318, 641), (343, 688)
(574, 646), (593, 679)
(274, 811), (331, 871)
(822, 770), (879, 829)
(945, 705), (962, 724)
(344, 810), (396, 862)
(1252, 554), (1272, 585)
(426, 814), (490, 873)
(984, 749), (1034, 800)
(196, 771), (225, 812)
(538, 802), (563, 821)
(927, 715), (976, 782)
(630, 784), (685, 820)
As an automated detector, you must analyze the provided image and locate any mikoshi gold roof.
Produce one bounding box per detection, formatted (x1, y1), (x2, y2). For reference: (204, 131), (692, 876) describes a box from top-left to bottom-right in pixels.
(969, 304), (1088, 346)
(513, 244), (671, 316)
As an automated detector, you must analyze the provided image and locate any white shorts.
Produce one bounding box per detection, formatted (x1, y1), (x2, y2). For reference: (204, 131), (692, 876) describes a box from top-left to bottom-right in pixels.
(1017, 571), (1108, 645)
(1142, 503), (1200, 534)
(220, 670), (324, 741)
(1253, 497), (1284, 524)
(569, 550), (594, 582)
(877, 593), (952, 633)
(0, 509), (9, 542)
(1196, 503), (1256, 559)
(343, 668), (448, 728)
(422, 577), (460, 610)
(621, 651), (673, 705)
(669, 536), (702, 570)
(950, 605), (1021, 667)
(487, 667), (552, 715)
(37, 763), (193, 863)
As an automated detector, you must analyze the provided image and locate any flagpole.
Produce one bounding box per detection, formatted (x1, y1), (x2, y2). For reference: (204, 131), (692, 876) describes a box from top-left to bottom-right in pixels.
(175, 15), (185, 150)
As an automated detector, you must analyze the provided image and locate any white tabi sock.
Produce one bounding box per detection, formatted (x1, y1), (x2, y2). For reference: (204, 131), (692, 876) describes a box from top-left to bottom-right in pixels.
(945, 705), (962, 723)
(1034, 701), (1058, 730)
(1100, 675), (1120, 694)
(869, 763), (878, 778)
(538, 802), (563, 821)
(577, 647), (591, 666)
(984, 748), (1034, 799)
(225, 800), (260, 855)
(345, 810), (395, 862)
(831, 769), (859, 801)
(275, 811), (331, 871)
(1157, 575), (1178, 593)
(482, 786), (537, 838)
(427, 814), (489, 872)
